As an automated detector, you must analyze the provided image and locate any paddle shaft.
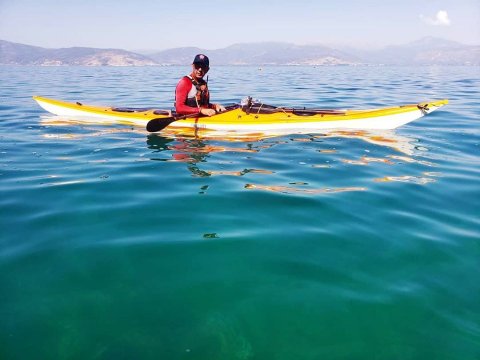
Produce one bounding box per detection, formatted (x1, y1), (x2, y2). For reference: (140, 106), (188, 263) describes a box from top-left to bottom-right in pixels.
(146, 112), (202, 133)
(146, 104), (239, 133)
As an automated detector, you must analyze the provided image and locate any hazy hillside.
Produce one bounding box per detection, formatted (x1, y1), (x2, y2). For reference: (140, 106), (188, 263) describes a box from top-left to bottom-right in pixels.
(348, 37), (480, 65)
(147, 47), (205, 65)
(1, 38), (478, 66)
(149, 42), (360, 65)
(0, 40), (157, 66)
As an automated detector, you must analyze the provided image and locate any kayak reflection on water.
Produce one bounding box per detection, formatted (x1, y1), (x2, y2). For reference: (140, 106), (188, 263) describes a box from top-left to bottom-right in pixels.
(144, 128), (429, 194)
(146, 134), (261, 178)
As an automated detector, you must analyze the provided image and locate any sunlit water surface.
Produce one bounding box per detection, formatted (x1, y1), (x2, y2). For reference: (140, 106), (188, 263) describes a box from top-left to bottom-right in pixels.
(1, 65), (479, 359)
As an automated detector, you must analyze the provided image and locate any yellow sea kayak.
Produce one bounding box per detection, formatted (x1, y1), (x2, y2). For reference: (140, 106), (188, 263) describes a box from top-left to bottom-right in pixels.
(33, 96), (448, 132)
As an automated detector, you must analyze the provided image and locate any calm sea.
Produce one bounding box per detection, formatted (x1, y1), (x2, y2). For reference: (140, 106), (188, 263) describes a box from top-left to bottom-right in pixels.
(0, 65), (479, 359)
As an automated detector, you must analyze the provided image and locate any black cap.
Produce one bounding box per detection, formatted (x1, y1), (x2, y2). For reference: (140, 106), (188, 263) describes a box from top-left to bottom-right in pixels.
(193, 54), (209, 67)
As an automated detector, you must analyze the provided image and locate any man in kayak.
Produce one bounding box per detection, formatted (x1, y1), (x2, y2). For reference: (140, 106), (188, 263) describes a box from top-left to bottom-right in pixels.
(175, 54), (226, 116)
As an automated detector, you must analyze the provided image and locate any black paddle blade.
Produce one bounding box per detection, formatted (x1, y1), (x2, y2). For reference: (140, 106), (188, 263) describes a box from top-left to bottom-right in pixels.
(146, 117), (175, 133)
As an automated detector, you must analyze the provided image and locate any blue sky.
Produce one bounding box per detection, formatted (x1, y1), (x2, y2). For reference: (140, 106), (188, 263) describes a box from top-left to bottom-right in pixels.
(0, 0), (478, 50)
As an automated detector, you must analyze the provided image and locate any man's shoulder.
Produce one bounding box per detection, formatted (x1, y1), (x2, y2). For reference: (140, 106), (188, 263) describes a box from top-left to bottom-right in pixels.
(176, 76), (193, 89)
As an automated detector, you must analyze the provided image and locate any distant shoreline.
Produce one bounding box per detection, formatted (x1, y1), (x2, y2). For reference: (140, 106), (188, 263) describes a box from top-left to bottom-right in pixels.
(1, 38), (479, 66)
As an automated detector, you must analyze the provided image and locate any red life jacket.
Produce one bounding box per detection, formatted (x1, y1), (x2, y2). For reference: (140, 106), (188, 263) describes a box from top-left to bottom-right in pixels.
(184, 76), (210, 108)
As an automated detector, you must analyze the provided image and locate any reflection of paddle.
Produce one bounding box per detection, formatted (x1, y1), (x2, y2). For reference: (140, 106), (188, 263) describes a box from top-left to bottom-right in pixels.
(146, 113), (201, 133)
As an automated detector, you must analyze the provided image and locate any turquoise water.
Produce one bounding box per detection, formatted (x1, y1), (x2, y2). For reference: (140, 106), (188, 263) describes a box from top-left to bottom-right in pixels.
(1, 65), (479, 359)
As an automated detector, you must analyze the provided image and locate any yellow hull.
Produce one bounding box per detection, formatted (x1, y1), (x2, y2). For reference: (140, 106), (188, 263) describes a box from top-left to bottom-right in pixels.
(33, 96), (448, 131)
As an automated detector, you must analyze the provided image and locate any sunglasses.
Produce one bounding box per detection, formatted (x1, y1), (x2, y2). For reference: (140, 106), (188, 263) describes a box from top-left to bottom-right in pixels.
(194, 64), (209, 71)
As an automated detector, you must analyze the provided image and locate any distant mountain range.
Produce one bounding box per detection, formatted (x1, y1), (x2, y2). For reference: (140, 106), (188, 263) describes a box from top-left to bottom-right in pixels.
(1, 38), (478, 66)
(0, 40), (157, 66)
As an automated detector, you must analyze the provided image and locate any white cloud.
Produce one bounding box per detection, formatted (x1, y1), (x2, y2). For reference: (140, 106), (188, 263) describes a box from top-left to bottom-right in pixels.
(421, 10), (451, 26)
